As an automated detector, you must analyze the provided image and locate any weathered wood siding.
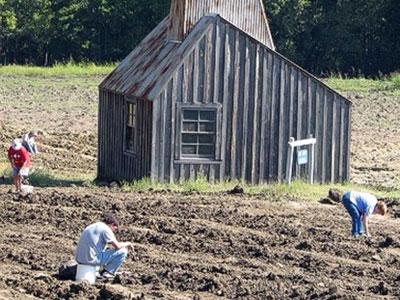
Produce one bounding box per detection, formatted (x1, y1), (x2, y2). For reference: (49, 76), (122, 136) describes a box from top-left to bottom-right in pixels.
(98, 91), (152, 181)
(169, 0), (275, 49)
(152, 17), (351, 184)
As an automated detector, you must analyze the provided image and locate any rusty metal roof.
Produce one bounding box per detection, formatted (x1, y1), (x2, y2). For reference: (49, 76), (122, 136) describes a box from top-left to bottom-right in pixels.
(100, 14), (349, 104)
(169, 0), (275, 49)
(100, 16), (215, 100)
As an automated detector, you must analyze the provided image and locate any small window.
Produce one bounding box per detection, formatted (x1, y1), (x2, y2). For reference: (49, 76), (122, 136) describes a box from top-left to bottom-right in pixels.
(126, 101), (137, 153)
(180, 108), (217, 159)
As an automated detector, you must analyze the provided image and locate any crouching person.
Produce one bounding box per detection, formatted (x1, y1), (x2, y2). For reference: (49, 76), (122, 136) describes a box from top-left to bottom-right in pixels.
(75, 213), (133, 278)
(331, 190), (387, 237)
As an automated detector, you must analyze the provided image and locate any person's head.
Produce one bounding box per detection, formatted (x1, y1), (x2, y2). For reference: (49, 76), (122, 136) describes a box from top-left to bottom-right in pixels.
(103, 212), (119, 232)
(374, 200), (387, 216)
(11, 139), (22, 151)
(29, 131), (38, 138)
(328, 188), (342, 203)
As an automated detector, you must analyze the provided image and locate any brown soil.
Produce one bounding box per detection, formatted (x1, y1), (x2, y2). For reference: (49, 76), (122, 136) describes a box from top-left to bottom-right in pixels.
(0, 187), (400, 299)
(347, 91), (400, 188)
(0, 75), (399, 299)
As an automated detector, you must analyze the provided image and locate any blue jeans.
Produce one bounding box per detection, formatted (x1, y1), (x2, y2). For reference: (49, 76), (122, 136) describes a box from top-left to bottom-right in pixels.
(99, 248), (128, 274)
(342, 194), (364, 236)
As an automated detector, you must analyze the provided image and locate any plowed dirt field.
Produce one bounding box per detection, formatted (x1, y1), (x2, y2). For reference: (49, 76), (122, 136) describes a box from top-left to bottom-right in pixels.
(0, 187), (400, 299)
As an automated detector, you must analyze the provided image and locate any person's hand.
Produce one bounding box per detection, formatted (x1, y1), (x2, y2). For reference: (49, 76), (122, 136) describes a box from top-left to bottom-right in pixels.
(127, 242), (134, 249)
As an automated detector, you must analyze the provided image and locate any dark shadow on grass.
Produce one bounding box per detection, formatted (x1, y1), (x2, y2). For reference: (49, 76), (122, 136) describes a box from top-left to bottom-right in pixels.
(0, 171), (88, 188)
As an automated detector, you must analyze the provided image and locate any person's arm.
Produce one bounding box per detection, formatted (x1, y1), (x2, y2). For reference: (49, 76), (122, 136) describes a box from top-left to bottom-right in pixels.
(363, 213), (370, 237)
(19, 150), (30, 172)
(7, 152), (15, 167)
(32, 143), (39, 154)
(110, 241), (133, 250)
(103, 228), (133, 250)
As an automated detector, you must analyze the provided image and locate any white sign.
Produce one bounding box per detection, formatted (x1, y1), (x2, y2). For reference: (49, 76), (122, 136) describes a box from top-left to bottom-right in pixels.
(286, 136), (316, 184)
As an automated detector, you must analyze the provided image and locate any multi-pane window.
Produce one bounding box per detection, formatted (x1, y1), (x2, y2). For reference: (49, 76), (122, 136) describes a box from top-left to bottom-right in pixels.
(181, 108), (216, 159)
(126, 102), (137, 152)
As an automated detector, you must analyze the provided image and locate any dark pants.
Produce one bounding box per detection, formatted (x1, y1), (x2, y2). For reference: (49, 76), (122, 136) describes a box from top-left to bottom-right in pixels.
(342, 194), (364, 236)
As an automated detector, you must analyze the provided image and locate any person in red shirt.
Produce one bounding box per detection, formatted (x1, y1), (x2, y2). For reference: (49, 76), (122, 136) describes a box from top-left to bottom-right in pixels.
(7, 139), (31, 192)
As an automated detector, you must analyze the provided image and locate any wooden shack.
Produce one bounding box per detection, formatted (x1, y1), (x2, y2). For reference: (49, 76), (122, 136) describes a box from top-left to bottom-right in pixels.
(98, 0), (352, 184)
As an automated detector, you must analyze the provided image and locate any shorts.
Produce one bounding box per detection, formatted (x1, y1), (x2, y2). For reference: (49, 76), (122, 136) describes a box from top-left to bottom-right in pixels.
(13, 167), (30, 177)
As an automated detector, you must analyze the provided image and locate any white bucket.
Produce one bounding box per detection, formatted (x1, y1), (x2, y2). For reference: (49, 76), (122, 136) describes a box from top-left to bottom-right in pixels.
(21, 185), (34, 194)
(75, 264), (99, 284)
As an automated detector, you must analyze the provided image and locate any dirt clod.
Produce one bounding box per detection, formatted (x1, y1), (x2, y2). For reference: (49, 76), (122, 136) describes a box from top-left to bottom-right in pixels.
(228, 185), (244, 194)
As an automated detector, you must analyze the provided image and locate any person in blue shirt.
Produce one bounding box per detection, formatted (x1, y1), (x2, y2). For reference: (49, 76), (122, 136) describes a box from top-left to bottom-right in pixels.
(330, 190), (387, 237)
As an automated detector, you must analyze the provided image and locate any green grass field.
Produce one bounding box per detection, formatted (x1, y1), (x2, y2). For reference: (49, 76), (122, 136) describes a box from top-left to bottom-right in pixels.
(0, 63), (116, 77)
(1, 63), (399, 91)
(325, 74), (400, 94)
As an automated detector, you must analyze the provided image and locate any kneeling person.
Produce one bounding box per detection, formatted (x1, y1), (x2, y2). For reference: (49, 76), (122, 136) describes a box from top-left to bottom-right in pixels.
(75, 213), (132, 277)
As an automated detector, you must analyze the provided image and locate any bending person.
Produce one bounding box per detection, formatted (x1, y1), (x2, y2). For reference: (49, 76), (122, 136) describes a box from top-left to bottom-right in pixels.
(75, 213), (133, 278)
(22, 131), (40, 155)
(330, 189), (387, 237)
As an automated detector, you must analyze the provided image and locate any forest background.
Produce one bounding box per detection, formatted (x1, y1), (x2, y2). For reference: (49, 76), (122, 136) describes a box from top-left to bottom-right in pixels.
(0, 0), (399, 77)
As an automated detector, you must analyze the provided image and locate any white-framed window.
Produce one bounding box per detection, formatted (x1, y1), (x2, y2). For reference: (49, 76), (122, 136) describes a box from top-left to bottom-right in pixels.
(179, 106), (218, 159)
(125, 100), (137, 153)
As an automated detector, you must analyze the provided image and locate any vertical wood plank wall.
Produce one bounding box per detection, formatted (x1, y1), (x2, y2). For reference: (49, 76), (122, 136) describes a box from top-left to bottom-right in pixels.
(98, 91), (152, 181)
(152, 17), (351, 184)
(169, 0), (275, 49)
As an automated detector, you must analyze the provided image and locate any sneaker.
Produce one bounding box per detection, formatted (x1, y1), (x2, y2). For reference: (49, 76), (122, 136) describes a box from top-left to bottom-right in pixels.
(98, 270), (115, 279)
(103, 272), (115, 278)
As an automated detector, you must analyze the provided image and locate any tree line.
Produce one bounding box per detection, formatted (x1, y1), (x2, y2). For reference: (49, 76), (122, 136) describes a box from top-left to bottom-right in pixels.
(0, 0), (399, 77)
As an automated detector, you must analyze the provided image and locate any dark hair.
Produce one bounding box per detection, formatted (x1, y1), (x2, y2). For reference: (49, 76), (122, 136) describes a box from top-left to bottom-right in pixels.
(328, 188), (342, 202)
(103, 213), (119, 227)
(376, 201), (387, 216)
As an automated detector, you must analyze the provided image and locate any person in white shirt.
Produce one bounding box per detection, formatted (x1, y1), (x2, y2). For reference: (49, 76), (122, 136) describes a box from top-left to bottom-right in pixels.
(22, 131), (39, 155)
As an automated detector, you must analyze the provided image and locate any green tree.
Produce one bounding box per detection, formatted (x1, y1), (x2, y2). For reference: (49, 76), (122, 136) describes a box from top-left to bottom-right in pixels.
(0, 0), (17, 64)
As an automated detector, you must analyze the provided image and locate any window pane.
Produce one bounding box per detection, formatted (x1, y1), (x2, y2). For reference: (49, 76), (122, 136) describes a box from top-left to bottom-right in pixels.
(132, 103), (136, 115)
(126, 127), (134, 151)
(183, 122), (197, 132)
(182, 134), (197, 143)
(180, 107), (217, 159)
(199, 145), (214, 156)
(127, 103), (136, 127)
(126, 102), (136, 152)
(199, 134), (214, 144)
(182, 145), (196, 155)
(199, 122), (215, 132)
(200, 110), (215, 121)
(183, 110), (198, 120)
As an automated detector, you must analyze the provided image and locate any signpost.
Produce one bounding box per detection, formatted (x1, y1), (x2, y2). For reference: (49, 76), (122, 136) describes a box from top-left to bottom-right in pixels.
(286, 135), (316, 184)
